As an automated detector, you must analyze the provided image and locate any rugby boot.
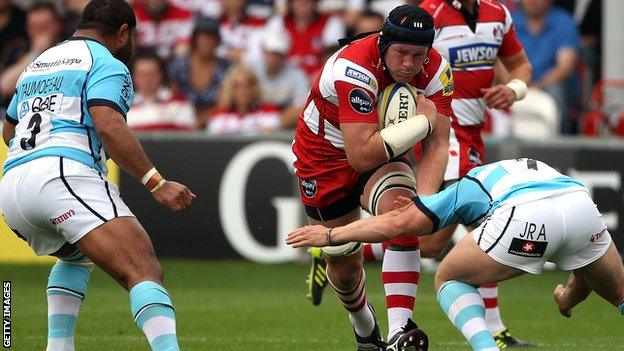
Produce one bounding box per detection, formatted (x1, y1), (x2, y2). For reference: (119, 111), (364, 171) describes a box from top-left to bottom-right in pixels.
(386, 319), (429, 351)
(493, 329), (535, 349)
(355, 303), (386, 351)
(306, 247), (328, 306)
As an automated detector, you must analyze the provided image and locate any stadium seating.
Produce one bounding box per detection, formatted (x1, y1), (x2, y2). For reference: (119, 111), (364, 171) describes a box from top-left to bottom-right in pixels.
(510, 88), (559, 139)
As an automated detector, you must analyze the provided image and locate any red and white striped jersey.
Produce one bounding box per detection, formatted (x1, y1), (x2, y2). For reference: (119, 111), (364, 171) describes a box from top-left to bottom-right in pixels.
(208, 103), (281, 134)
(421, 0), (523, 126)
(292, 33), (453, 180)
(133, 2), (194, 57)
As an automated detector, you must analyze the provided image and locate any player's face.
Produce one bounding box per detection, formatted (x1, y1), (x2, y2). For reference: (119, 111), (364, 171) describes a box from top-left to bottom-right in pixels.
(384, 44), (428, 83)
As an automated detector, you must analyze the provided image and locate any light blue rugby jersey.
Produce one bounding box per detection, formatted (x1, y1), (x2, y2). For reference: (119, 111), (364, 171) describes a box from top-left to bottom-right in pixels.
(4, 37), (134, 175)
(413, 158), (587, 232)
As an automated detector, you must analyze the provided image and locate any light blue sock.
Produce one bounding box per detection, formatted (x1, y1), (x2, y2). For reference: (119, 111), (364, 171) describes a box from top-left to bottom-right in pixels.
(130, 281), (179, 351)
(437, 280), (500, 351)
(46, 261), (92, 351)
(618, 300), (624, 315)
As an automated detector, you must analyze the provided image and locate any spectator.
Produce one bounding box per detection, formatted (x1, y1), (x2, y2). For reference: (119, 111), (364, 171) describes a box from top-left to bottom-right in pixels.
(0, 0), (26, 115)
(127, 53), (195, 131)
(272, 0), (346, 78)
(0, 0), (26, 71)
(64, 0), (90, 36)
(0, 1), (63, 100)
(513, 0), (581, 134)
(169, 17), (231, 128)
(209, 64), (282, 134)
(344, 0), (416, 26)
(249, 28), (309, 129)
(247, 0), (278, 19)
(169, 0), (223, 18)
(353, 9), (384, 35)
(219, 0), (267, 62)
(133, 0), (194, 58)
(555, 0), (602, 106)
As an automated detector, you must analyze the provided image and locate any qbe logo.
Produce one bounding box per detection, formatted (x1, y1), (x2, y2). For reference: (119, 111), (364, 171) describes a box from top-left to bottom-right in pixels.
(3, 281), (11, 348)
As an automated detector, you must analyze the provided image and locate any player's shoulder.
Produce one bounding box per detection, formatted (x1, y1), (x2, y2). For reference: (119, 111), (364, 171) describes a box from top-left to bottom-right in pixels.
(20, 39), (93, 80)
(331, 35), (382, 93)
(337, 34), (379, 65)
(421, 48), (448, 81)
(419, 0), (445, 15)
(416, 48), (453, 97)
(479, 0), (510, 22)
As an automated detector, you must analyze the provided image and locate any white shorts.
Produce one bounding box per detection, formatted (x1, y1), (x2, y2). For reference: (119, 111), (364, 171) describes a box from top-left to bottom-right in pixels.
(0, 156), (134, 256)
(473, 190), (611, 274)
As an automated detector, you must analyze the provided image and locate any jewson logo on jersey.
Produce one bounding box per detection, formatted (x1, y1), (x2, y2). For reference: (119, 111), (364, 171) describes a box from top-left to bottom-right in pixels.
(345, 67), (377, 89)
(450, 43), (500, 69)
(349, 88), (373, 114)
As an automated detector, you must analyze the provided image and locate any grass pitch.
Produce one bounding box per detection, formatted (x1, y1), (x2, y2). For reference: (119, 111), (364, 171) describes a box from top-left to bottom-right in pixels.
(1, 260), (621, 350)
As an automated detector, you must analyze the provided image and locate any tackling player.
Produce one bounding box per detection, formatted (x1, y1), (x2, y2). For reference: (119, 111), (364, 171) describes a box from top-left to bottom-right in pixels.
(358, 0), (533, 346)
(0, 1), (194, 350)
(288, 158), (624, 351)
(292, 5), (453, 350)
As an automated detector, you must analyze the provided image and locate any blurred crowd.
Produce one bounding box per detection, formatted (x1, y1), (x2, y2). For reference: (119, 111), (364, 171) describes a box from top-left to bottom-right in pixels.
(0, 0), (610, 136)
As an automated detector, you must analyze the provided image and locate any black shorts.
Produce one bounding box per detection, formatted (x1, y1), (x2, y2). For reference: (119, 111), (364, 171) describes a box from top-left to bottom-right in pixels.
(304, 157), (412, 221)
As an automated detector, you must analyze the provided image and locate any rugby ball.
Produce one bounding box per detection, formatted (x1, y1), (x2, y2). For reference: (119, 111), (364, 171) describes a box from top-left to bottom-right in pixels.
(377, 83), (419, 129)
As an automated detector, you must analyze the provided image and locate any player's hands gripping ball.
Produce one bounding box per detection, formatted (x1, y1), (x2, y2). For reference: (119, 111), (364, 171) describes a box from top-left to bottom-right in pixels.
(415, 94), (438, 128)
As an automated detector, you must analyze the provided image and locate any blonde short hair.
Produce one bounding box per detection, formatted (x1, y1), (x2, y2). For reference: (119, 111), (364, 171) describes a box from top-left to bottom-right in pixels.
(217, 64), (261, 110)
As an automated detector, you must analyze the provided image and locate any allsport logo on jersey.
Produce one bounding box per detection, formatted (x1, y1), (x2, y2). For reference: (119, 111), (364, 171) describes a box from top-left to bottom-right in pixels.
(349, 88), (373, 114)
(449, 43), (500, 69)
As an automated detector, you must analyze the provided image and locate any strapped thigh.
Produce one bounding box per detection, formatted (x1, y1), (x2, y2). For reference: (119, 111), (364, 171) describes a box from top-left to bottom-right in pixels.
(365, 168), (416, 215)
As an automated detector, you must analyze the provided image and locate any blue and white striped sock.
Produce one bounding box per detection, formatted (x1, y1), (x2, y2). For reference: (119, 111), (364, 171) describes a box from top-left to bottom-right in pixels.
(618, 300), (624, 315)
(46, 260), (92, 351)
(130, 281), (179, 351)
(437, 280), (500, 351)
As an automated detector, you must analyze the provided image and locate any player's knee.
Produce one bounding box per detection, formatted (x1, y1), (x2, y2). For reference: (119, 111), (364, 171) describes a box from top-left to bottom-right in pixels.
(419, 239), (447, 259)
(326, 257), (363, 291)
(434, 270), (448, 291)
(121, 258), (164, 289)
(434, 262), (454, 290)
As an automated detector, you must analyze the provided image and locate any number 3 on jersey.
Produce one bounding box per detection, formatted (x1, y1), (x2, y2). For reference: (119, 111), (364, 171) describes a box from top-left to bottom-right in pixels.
(20, 113), (42, 150)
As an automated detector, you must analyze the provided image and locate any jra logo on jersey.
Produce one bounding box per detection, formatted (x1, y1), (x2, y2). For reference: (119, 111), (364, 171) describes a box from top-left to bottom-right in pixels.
(348, 88), (373, 114)
(449, 43), (500, 69)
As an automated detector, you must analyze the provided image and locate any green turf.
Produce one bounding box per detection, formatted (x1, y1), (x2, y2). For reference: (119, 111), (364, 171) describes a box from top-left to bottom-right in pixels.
(0, 260), (621, 350)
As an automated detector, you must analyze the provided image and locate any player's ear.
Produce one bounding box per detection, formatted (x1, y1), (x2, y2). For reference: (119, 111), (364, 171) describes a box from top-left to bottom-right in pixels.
(118, 23), (130, 45)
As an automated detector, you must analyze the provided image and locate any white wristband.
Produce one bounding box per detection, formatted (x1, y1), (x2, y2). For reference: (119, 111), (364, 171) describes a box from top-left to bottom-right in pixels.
(141, 167), (158, 185)
(150, 179), (166, 193)
(506, 79), (528, 101)
(379, 114), (432, 159)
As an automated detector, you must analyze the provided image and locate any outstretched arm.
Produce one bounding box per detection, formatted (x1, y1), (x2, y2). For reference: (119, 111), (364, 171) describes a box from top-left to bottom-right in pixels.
(286, 198), (434, 248)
